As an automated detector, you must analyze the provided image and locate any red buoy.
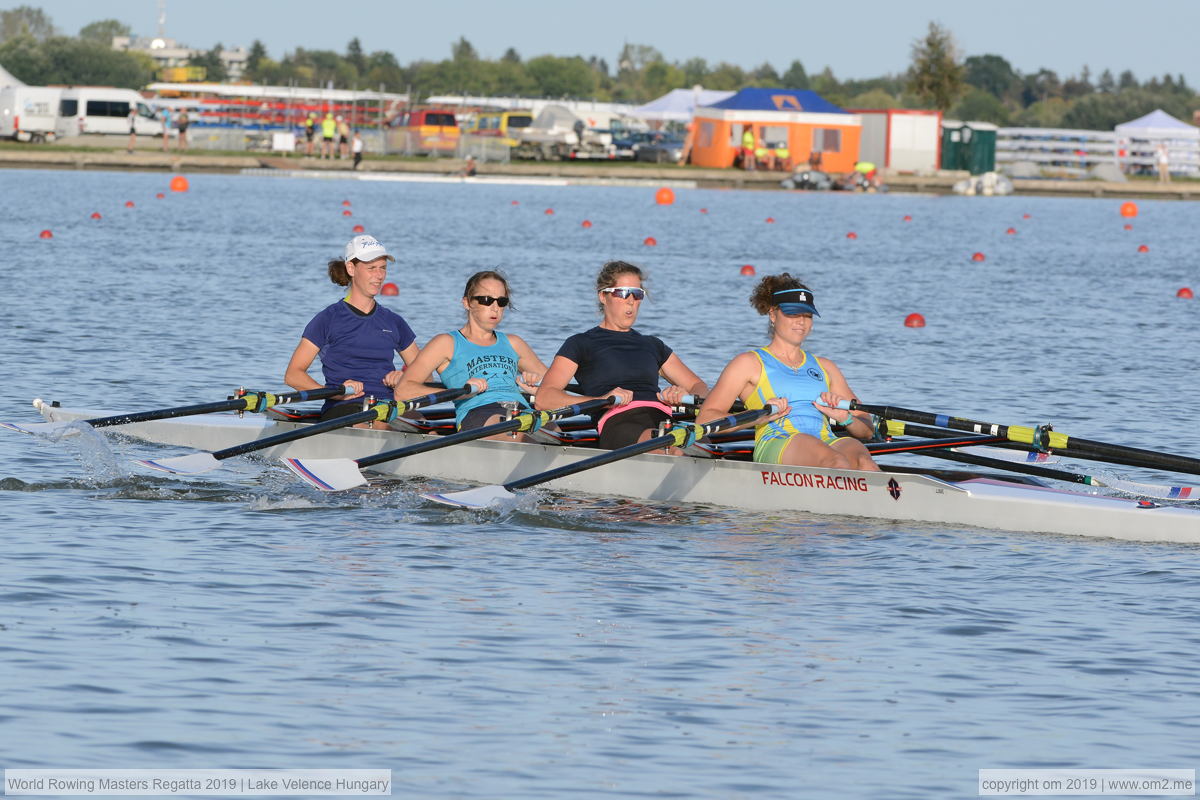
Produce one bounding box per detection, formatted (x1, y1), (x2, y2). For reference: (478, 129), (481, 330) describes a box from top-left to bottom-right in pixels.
(342, 209), (352, 217)
(1177, 287), (1194, 299)
(655, 187), (675, 205)
(511, 200), (519, 206)
(1120, 201), (1138, 218)
(581, 220), (592, 228)
(155, 192), (165, 199)
(904, 313), (926, 328)
(124, 201), (135, 208)
(352, 224), (365, 233)
(90, 212), (101, 220)
(740, 264), (756, 276)
(1123, 223), (1133, 231)
(1137, 244), (1149, 253)
(1023, 213), (1031, 219)
(971, 252), (986, 262)
(765, 217), (775, 224)
(380, 283), (399, 296)
(342, 200), (351, 207)
(544, 208), (554, 215)
(1006, 227), (1016, 235)
(169, 175), (188, 192)
(699, 208), (708, 214)
(643, 236), (657, 246)
(846, 231), (857, 240)
(38, 229), (53, 239)
(902, 215), (912, 222)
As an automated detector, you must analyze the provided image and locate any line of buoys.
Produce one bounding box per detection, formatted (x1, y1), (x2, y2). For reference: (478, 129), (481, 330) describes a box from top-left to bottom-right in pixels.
(846, 231), (857, 240)
(1177, 287), (1194, 299)
(971, 252), (986, 262)
(38, 229), (53, 239)
(342, 209), (352, 217)
(352, 224), (365, 233)
(643, 236), (657, 246)
(169, 175), (189, 193)
(655, 187), (675, 205)
(740, 264), (756, 276)
(380, 283), (399, 296)
(581, 220), (592, 228)
(904, 313), (926, 328)
(1137, 244), (1149, 253)
(90, 212), (101, 220)
(1006, 227), (1017, 235)
(124, 201), (135, 208)
(1120, 201), (1138, 218)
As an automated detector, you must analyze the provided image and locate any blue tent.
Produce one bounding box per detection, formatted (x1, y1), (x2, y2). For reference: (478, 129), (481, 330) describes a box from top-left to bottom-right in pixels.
(706, 88), (848, 115)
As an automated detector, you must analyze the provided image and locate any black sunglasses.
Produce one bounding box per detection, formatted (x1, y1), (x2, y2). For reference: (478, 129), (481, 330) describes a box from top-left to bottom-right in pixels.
(471, 295), (510, 307)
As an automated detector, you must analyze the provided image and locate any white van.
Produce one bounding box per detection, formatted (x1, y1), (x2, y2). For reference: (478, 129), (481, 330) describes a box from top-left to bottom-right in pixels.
(0, 86), (61, 142)
(56, 87), (161, 138)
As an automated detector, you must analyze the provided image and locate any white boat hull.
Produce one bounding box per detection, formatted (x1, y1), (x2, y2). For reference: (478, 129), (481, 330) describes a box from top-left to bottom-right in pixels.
(32, 401), (1200, 544)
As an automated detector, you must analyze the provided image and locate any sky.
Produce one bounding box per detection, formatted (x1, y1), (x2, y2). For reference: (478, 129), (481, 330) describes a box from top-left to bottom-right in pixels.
(32, 0), (1200, 88)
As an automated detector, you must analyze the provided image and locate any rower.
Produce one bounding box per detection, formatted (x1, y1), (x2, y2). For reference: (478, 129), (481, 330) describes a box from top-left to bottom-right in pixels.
(696, 273), (879, 471)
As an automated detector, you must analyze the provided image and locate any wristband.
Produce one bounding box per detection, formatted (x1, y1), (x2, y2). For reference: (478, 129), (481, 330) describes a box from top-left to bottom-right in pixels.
(839, 413), (856, 427)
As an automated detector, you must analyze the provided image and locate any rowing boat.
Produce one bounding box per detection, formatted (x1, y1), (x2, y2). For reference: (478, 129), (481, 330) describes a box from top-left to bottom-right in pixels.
(27, 399), (1200, 544)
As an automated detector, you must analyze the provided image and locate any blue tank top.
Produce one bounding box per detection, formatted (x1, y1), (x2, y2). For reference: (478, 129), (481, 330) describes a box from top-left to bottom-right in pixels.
(439, 330), (530, 426)
(743, 347), (835, 444)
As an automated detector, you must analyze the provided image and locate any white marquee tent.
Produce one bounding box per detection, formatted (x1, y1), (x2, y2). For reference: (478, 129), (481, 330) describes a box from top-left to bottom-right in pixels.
(631, 87), (735, 122)
(1114, 108), (1199, 175)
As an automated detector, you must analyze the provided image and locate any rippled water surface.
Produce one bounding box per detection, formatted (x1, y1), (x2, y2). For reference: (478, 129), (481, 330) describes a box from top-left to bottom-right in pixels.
(2, 168), (1199, 798)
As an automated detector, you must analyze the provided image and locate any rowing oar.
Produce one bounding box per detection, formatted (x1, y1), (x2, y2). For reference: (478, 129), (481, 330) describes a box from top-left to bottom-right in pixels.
(2, 385), (354, 436)
(867, 432), (1012, 455)
(136, 386), (475, 475)
(424, 404), (779, 509)
(843, 401), (1200, 477)
(282, 397), (619, 491)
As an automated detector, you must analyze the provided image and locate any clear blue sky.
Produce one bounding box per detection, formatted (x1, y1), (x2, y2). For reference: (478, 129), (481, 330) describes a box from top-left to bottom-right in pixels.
(35, 0), (1200, 87)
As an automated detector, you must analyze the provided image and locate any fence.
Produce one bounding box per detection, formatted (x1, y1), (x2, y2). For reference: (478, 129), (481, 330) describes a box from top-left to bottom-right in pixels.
(997, 127), (1199, 177)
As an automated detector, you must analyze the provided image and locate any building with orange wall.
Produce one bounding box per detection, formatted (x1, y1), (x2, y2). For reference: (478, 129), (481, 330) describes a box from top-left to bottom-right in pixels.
(690, 88), (861, 172)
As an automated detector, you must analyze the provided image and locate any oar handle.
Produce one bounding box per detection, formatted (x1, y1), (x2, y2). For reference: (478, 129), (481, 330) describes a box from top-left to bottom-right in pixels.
(503, 405), (778, 492)
(79, 384), (353, 429)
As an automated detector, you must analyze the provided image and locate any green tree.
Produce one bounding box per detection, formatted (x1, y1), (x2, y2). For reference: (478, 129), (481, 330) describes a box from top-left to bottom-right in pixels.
(346, 37), (366, 76)
(906, 21), (966, 111)
(501, 47), (520, 64)
(1, 5), (55, 42)
(963, 54), (1017, 99)
(750, 62), (780, 87)
(1097, 68), (1115, 93)
(189, 43), (228, 82)
(847, 88), (898, 109)
(703, 62), (745, 91)
(0, 35), (151, 87)
(781, 60), (809, 89)
(526, 55), (596, 98)
(451, 36), (478, 62)
(79, 18), (130, 45)
(950, 87), (1010, 124)
(1014, 97), (1068, 127)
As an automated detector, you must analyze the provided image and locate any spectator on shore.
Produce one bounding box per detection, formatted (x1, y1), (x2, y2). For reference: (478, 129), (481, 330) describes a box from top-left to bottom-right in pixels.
(321, 112), (336, 159)
(352, 131), (364, 170)
(741, 127), (756, 171)
(338, 116), (351, 159)
(1157, 143), (1170, 183)
(160, 106), (172, 152)
(304, 113), (316, 156)
(461, 154), (477, 177)
(808, 150), (822, 171)
(126, 105), (137, 154)
(176, 110), (189, 151)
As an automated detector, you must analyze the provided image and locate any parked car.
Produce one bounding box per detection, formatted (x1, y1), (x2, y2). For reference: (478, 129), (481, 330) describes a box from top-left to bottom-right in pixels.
(56, 87), (160, 137)
(612, 130), (653, 160)
(635, 133), (686, 164)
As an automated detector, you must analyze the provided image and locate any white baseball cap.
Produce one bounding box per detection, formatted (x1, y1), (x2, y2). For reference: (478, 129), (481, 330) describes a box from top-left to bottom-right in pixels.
(344, 234), (395, 263)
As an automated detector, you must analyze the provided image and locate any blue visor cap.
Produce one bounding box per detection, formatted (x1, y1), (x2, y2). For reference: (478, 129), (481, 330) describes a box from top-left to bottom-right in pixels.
(774, 288), (819, 316)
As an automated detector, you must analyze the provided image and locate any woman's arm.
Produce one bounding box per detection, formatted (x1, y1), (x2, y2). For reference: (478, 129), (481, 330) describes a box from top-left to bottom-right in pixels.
(815, 358), (872, 440)
(533, 355), (589, 410)
(508, 334), (549, 391)
(394, 334), (454, 400)
(285, 337), (362, 400)
(696, 352), (789, 429)
(657, 353), (709, 405)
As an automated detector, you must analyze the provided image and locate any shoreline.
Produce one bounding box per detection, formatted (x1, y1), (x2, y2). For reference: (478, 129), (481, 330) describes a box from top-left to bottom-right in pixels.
(3, 145), (1198, 200)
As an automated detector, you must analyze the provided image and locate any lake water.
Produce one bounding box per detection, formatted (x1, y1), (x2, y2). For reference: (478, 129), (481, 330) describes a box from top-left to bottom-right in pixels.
(1, 168), (1199, 799)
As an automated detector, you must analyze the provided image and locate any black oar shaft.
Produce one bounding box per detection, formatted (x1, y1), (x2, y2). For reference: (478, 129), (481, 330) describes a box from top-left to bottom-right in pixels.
(504, 407), (773, 492)
(80, 386), (347, 428)
(919, 449), (1093, 486)
(867, 434), (1011, 455)
(355, 398), (615, 470)
(855, 402), (1200, 477)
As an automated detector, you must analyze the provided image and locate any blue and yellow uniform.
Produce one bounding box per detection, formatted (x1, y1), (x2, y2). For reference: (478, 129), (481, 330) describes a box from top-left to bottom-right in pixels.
(743, 347), (847, 464)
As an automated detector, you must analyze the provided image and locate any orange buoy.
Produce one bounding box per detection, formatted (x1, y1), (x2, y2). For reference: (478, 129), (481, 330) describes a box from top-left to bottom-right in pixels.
(1006, 227), (1016, 234)
(655, 187), (675, 205)
(155, 192), (165, 199)
(342, 200), (351, 207)
(846, 231), (857, 240)
(1120, 201), (1138, 218)
(380, 283), (399, 296)
(1023, 213), (1031, 219)
(740, 264), (756, 276)
(125, 201), (135, 208)
(902, 215), (912, 222)
(971, 252), (986, 262)
(904, 313), (926, 328)
(511, 200), (519, 206)
(352, 224), (365, 233)
(90, 212), (101, 220)
(169, 175), (188, 193)
(1123, 223), (1133, 231)
(699, 207), (708, 214)
(581, 220), (592, 228)
(643, 236), (657, 246)
(1176, 287), (1194, 299)
(1137, 244), (1149, 253)
(342, 209), (352, 217)
(765, 217), (775, 224)
(544, 208), (554, 215)
(38, 229), (53, 239)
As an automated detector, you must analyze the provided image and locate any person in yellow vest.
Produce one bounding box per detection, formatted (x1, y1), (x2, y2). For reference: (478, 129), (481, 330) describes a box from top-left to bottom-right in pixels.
(337, 116), (351, 159)
(304, 112), (316, 156)
(741, 127), (756, 171)
(754, 144), (774, 171)
(774, 145), (791, 172)
(320, 112), (337, 159)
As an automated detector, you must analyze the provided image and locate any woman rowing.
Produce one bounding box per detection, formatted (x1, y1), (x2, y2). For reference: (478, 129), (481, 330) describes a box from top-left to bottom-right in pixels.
(396, 270), (549, 440)
(696, 273), (878, 470)
(284, 234), (419, 420)
(535, 260), (708, 451)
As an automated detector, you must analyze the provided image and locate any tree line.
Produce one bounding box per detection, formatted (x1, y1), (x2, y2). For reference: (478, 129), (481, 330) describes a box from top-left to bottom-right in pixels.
(1, 6), (1196, 130)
